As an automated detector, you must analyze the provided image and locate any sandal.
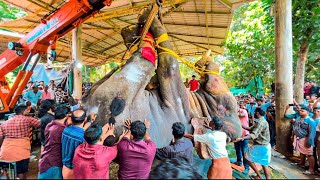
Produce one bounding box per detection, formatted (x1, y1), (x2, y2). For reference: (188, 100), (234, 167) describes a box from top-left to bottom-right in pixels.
(291, 162), (305, 168)
(303, 170), (314, 175)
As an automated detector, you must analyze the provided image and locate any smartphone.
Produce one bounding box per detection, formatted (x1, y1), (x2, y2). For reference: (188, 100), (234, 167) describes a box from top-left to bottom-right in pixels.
(289, 104), (295, 106)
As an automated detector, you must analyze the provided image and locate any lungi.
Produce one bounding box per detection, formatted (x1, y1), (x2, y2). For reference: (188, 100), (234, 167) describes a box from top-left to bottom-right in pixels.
(62, 165), (74, 179)
(207, 157), (233, 179)
(293, 136), (313, 155)
(245, 143), (271, 166)
(0, 138), (30, 162)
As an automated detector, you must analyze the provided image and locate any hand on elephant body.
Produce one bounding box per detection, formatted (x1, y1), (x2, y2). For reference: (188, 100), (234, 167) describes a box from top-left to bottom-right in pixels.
(204, 118), (213, 130)
(144, 119), (151, 129)
(102, 123), (115, 140)
(124, 119), (132, 129)
(118, 129), (131, 143)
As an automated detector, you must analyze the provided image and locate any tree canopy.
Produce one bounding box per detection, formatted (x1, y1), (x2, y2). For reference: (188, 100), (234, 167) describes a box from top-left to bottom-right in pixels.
(0, 0), (26, 22)
(221, 0), (320, 90)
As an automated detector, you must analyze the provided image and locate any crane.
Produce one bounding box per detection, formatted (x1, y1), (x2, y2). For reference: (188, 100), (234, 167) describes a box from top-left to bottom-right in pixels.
(0, 0), (113, 113)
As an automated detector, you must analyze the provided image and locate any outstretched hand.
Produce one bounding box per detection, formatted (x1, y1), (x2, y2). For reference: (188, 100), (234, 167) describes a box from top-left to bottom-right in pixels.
(119, 129), (130, 140)
(234, 138), (243, 143)
(203, 118), (212, 130)
(124, 119), (132, 129)
(144, 119), (151, 129)
(103, 123), (115, 137)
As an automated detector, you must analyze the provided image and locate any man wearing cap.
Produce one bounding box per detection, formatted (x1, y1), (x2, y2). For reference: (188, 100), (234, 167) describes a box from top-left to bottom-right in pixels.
(285, 104), (316, 175)
(23, 85), (42, 108)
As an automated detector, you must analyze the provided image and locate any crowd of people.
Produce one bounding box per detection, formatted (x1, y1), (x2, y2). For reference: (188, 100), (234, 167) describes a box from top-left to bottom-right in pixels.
(0, 78), (319, 179)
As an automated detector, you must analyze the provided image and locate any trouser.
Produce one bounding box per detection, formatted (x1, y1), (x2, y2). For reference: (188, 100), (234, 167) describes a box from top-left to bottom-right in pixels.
(313, 141), (318, 170)
(38, 166), (62, 179)
(234, 139), (250, 169)
(268, 119), (276, 147)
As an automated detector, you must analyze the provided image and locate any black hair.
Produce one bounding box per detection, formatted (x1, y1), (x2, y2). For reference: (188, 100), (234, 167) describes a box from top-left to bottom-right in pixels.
(84, 124), (103, 145)
(108, 97), (126, 124)
(192, 75), (196, 78)
(104, 135), (117, 147)
(172, 122), (185, 139)
(149, 157), (202, 179)
(130, 120), (146, 140)
(211, 116), (223, 130)
(55, 105), (69, 119)
(38, 99), (55, 118)
(14, 105), (28, 115)
(255, 107), (265, 116)
(71, 109), (86, 124)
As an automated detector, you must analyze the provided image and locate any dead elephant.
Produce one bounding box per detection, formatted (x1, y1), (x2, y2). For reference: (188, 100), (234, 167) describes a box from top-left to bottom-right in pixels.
(82, 9), (241, 148)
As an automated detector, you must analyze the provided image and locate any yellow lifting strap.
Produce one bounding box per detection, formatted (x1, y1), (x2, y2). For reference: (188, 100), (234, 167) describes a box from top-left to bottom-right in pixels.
(155, 33), (220, 76)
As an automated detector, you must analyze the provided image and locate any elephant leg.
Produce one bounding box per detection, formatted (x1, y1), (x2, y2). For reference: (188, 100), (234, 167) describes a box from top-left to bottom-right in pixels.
(138, 8), (191, 122)
(83, 35), (156, 125)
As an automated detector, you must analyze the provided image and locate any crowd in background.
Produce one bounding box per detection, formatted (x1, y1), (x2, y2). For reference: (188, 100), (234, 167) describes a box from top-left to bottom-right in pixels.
(0, 78), (319, 179)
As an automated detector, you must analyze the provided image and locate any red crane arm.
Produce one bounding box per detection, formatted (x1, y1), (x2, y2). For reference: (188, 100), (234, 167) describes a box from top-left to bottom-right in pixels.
(0, 0), (113, 78)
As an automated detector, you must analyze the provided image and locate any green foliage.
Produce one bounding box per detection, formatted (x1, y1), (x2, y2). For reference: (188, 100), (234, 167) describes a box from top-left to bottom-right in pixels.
(5, 65), (23, 86)
(222, 0), (320, 90)
(0, 1), (26, 22)
(222, 1), (275, 89)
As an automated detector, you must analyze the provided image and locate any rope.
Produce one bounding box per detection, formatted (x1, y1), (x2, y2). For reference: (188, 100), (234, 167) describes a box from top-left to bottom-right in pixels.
(139, 3), (159, 48)
(155, 33), (220, 76)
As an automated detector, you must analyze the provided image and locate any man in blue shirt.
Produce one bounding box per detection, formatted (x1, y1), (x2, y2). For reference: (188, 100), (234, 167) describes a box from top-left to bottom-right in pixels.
(246, 102), (256, 126)
(61, 109), (90, 179)
(285, 104), (316, 175)
(257, 98), (274, 120)
(23, 86), (42, 108)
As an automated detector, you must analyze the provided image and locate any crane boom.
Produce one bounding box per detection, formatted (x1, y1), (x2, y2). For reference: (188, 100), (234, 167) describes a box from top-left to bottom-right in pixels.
(0, 0), (113, 113)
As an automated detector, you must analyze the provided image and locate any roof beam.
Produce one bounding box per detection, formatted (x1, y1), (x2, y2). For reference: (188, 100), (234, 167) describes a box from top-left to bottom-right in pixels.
(85, 30), (119, 48)
(170, 35), (222, 54)
(171, 11), (231, 15)
(168, 32), (225, 39)
(217, 0), (232, 9)
(204, 0), (210, 48)
(164, 23), (228, 29)
(86, 0), (189, 23)
(99, 41), (123, 53)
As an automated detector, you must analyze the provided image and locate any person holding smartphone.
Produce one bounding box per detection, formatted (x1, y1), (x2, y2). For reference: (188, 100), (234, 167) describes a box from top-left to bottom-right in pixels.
(285, 104), (316, 175)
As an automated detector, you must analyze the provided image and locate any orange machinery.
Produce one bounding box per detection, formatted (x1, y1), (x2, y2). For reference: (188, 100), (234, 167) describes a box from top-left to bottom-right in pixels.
(0, 0), (113, 113)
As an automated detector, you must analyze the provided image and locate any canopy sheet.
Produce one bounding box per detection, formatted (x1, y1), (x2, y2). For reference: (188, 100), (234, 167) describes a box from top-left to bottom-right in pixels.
(27, 64), (68, 86)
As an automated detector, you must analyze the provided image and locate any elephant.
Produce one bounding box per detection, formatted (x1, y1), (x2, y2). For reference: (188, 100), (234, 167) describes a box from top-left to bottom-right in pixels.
(81, 8), (241, 148)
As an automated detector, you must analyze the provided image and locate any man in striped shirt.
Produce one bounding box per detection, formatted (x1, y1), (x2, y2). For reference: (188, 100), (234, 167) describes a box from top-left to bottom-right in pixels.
(0, 105), (40, 179)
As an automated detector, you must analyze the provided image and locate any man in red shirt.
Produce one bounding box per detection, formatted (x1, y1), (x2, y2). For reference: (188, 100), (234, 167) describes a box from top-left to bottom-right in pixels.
(188, 75), (199, 92)
(234, 101), (250, 174)
(73, 124), (127, 179)
(118, 119), (156, 179)
(41, 85), (52, 102)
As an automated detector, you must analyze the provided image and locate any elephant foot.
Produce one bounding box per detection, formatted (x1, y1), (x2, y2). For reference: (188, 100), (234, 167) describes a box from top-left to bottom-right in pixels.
(138, 7), (166, 39)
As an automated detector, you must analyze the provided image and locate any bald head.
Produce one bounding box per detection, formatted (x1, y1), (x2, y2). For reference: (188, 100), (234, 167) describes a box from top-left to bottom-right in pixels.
(71, 109), (86, 124)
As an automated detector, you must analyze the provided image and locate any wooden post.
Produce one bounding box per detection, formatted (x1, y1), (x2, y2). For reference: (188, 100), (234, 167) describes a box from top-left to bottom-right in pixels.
(274, 0), (293, 156)
(72, 25), (83, 99)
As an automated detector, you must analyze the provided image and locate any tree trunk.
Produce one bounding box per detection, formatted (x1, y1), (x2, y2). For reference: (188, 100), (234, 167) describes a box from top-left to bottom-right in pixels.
(294, 40), (310, 103)
(274, 0), (294, 156)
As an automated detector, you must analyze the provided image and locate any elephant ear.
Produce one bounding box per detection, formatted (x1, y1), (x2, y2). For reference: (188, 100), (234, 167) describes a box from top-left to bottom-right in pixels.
(110, 97), (126, 117)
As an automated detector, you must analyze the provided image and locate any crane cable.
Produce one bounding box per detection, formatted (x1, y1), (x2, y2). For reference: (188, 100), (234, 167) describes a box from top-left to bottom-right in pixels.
(155, 33), (220, 76)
